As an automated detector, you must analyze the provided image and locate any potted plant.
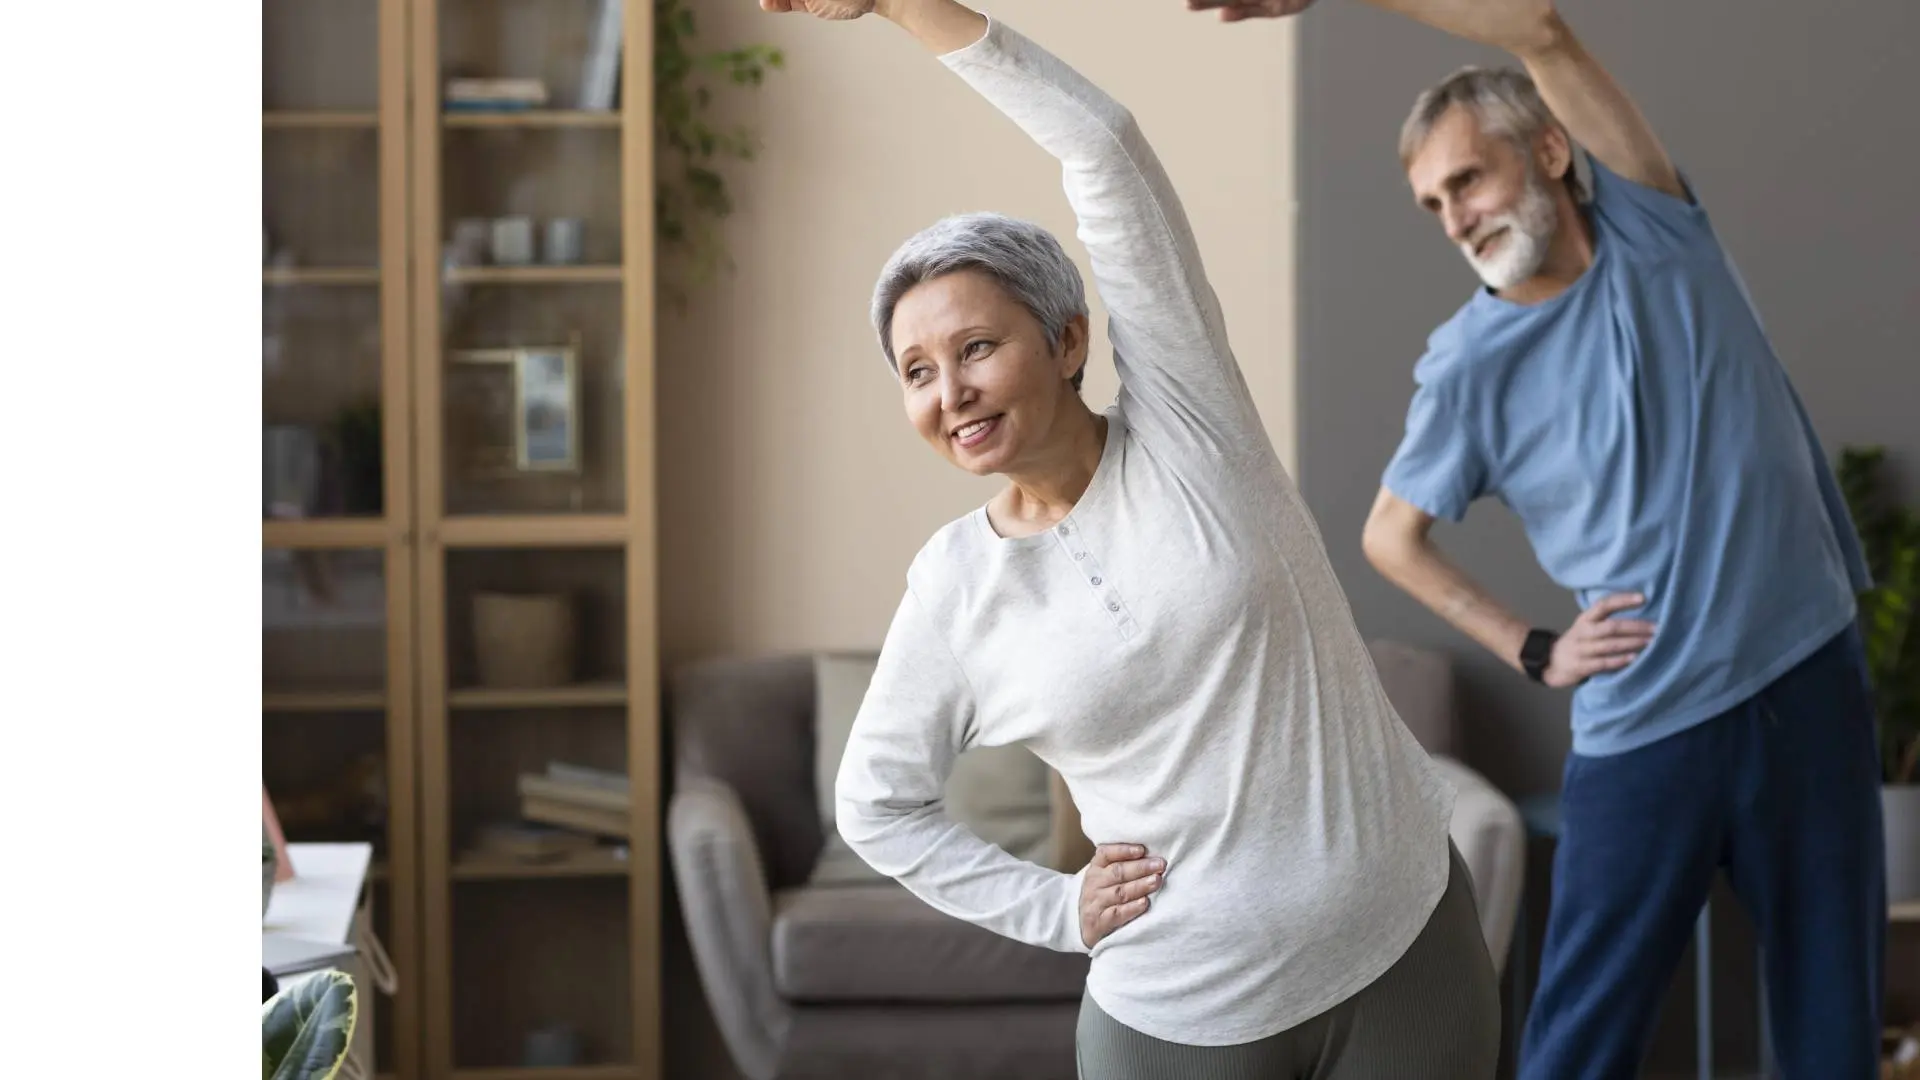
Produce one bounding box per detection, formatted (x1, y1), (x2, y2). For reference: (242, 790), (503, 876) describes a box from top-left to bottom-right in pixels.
(1837, 446), (1920, 903)
(262, 969), (358, 1080)
(323, 400), (382, 517)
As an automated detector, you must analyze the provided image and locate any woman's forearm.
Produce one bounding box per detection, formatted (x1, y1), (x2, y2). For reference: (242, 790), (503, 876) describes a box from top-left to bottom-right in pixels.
(873, 0), (987, 55)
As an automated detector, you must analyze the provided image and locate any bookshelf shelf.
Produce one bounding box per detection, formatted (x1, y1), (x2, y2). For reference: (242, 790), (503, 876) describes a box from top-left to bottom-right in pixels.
(452, 848), (629, 881)
(265, 267), (382, 286)
(437, 514), (629, 548)
(442, 110), (621, 129)
(449, 1060), (645, 1068)
(262, 519), (390, 549)
(449, 681), (628, 710)
(445, 265), (623, 286)
(265, 690), (388, 713)
(265, 111), (380, 129)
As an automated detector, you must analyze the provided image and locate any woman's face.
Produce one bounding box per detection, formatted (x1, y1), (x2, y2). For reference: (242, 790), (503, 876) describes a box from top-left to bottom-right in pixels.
(890, 270), (1086, 478)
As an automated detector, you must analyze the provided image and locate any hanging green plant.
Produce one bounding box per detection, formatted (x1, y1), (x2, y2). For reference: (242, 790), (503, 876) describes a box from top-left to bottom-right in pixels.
(655, 0), (785, 305)
(1838, 445), (1920, 784)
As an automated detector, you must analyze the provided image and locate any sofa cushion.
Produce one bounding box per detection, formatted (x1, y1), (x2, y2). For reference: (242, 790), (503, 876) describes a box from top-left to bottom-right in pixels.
(811, 651), (1054, 885)
(771, 882), (1089, 1004)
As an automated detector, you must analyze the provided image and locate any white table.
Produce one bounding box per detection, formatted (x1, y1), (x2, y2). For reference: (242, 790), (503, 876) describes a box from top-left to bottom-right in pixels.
(264, 843), (383, 1079)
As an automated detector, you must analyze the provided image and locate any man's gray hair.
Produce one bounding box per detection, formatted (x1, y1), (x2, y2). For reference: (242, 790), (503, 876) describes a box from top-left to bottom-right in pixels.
(871, 212), (1089, 391)
(1399, 66), (1588, 202)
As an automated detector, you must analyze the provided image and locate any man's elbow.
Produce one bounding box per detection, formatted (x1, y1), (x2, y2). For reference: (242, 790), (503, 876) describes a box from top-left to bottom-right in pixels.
(1361, 509), (1423, 579)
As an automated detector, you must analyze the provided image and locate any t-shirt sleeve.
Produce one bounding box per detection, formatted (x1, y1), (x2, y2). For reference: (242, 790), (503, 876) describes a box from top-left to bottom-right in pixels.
(1587, 152), (1715, 256)
(1381, 373), (1487, 523)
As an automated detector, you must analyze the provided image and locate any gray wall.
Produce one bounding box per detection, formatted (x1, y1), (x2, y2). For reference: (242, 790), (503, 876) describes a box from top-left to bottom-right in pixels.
(1297, 0), (1919, 1071)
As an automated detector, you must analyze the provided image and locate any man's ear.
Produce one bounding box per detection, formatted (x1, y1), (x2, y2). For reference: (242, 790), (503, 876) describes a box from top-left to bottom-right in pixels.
(1537, 124), (1574, 183)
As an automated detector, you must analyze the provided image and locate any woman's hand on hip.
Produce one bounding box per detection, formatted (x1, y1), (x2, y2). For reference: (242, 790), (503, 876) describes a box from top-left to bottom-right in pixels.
(1080, 844), (1166, 949)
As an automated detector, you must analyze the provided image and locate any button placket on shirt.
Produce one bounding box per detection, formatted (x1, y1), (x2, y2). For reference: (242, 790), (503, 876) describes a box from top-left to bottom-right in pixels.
(1056, 522), (1138, 638)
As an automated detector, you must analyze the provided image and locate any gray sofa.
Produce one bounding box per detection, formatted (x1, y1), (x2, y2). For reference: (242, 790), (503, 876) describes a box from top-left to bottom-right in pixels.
(667, 639), (1524, 1080)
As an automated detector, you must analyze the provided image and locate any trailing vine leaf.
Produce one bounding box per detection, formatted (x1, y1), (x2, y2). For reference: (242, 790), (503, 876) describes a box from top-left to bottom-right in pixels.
(655, 0), (784, 308)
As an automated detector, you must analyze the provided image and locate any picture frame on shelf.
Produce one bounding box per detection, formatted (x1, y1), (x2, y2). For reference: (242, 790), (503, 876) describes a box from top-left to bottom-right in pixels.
(447, 338), (582, 477)
(514, 345), (580, 472)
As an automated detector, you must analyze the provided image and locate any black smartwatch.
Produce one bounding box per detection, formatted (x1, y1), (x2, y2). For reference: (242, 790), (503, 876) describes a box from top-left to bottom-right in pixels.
(1520, 629), (1558, 684)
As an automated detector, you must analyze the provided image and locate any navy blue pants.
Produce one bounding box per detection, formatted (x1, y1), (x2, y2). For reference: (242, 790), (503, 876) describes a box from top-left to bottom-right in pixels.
(1519, 626), (1888, 1080)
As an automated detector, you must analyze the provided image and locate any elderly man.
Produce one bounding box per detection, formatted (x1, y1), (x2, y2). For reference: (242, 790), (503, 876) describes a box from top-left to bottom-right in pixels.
(1193, 0), (1885, 1077)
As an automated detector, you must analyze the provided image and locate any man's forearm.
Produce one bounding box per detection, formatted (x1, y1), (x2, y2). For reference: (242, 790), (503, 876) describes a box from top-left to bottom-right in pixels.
(1509, 19), (1683, 198)
(1369, 534), (1532, 674)
(1353, 0), (1560, 56)
(1353, 0), (1682, 197)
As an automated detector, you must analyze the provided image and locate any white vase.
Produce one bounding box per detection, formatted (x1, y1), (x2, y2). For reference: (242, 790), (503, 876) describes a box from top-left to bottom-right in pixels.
(1885, 784), (1920, 905)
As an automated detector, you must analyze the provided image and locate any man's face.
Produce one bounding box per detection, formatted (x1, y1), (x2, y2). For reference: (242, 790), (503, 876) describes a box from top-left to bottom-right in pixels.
(1407, 106), (1561, 291)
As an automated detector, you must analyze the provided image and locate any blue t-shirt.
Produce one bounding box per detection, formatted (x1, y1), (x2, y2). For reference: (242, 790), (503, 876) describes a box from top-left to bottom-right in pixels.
(1382, 154), (1870, 757)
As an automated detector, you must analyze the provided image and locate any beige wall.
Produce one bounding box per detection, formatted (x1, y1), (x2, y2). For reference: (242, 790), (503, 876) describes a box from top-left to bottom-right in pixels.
(658, 1), (1298, 666)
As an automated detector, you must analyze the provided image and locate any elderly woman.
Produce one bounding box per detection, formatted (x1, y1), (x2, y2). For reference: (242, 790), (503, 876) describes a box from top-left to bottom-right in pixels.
(762, 1), (1500, 1076)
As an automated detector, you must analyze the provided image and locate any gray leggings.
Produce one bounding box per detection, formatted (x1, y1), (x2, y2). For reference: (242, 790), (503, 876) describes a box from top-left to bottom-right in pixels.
(1076, 843), (1501, 1080)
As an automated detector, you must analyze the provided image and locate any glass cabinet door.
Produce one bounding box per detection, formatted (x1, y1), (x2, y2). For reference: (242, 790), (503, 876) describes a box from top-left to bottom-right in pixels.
(264, 0), (393, 525)
(412, 1), (646, 1076)
(263, 1), (417, 1077)
(423, 0), (629, 519)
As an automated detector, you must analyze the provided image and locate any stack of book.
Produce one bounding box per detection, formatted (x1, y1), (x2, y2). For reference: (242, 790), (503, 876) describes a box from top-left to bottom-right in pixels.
(467, 822), (602, 864)
(516, 761), (630, 839)
(445, 77), (549, 113)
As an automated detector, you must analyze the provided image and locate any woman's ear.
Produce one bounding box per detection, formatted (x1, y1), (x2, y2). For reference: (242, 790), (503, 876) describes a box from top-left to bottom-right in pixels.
(1057, 313), (1091, 382)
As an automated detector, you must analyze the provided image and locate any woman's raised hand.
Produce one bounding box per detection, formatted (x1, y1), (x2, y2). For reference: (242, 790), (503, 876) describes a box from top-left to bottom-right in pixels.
(1184, 0), (1322, 21)
(760, 0), (984, 54)
(759, 0), (876, 20)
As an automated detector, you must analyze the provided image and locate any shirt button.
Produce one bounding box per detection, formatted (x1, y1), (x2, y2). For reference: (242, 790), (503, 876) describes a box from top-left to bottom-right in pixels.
(1107, 601), (1120, 612)
(1058, 524), (1071, 535)
(1074, 552), (1087, 560)
(1091, 577), (1103, 586)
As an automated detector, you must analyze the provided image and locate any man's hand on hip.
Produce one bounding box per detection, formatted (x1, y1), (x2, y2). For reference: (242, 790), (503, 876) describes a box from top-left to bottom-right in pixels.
(1546, 592), (1656, 689)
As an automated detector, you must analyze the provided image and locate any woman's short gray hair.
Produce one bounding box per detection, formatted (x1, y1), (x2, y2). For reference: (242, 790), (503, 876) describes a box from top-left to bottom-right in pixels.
(1399, 66), (1588, 202)
(870, 212), (1089, 391)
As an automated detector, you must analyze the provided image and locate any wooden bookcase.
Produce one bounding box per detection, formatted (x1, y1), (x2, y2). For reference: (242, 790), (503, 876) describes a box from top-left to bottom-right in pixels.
(263, 1), (658, 1077)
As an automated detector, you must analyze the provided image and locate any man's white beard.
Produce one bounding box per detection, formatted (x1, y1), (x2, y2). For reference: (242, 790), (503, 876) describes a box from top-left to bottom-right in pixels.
(1461, 170), (1559, 291)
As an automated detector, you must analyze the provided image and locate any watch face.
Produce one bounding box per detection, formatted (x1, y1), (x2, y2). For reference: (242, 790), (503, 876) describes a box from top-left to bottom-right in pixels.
(1522, 631), (1555, 672)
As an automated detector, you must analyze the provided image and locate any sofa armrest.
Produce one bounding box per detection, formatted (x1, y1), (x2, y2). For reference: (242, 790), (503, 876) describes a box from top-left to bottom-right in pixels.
(670, 653), (824, 890)
(1432, 756), (1525, 976)
(668, 776), (792, 1080)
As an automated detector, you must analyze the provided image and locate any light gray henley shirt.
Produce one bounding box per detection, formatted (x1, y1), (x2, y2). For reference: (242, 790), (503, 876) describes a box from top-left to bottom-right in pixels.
(835, 15), (1459, 1047)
